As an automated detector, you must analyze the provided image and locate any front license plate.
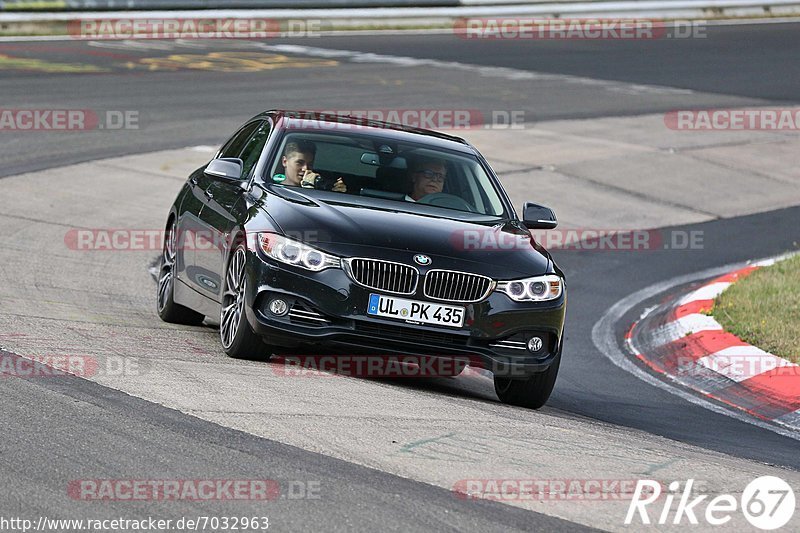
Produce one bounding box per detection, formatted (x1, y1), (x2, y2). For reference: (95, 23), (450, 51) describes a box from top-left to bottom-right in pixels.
(367, 293), (465, 328)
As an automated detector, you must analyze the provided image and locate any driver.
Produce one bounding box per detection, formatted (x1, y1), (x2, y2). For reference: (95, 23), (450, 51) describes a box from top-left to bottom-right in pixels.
(407, 156), (447, 201)
(280, 140), (347, 193)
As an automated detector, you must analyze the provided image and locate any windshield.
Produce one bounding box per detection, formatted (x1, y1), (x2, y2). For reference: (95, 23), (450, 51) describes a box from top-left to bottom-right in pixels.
(267, 130), (507, 218)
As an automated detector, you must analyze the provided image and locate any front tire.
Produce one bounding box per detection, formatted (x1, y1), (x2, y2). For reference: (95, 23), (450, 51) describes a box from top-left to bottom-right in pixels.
(493, 351), (561, 409)
(157, 219), (205, 326)
(220, 245), (271, 360)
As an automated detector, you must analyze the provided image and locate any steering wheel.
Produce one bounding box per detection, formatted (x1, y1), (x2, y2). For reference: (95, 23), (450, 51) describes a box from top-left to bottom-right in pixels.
(416, 192), (476, 212)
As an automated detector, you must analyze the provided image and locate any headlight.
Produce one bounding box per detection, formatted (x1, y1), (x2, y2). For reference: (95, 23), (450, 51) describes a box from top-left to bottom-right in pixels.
(258, 233), (340, 271)
(496, 274), (562, 302)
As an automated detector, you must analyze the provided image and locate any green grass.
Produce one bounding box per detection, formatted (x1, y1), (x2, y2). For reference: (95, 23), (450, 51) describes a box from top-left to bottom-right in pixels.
(714, 254), (800, 364)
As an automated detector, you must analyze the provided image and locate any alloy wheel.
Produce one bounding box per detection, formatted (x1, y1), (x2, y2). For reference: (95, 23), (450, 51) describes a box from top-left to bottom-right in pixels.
(157, 222), (178, 313)
(220, 247), (247, 349)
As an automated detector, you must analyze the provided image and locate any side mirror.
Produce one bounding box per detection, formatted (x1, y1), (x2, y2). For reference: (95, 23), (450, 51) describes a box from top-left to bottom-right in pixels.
(205, 158), (244, 181)
(522, 202), (558, 229)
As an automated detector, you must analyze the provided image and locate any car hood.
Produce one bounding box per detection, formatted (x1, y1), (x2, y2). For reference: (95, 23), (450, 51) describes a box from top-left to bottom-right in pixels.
(260, 189), (553, 279)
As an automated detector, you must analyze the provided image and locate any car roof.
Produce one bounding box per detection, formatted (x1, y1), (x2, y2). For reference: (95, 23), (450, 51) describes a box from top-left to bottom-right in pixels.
(255, 110), (476, 154)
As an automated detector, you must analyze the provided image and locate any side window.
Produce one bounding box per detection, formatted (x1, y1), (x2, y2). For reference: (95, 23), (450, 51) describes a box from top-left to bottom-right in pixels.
(239, 121), (272, 178)
(219, 121), (262, 159)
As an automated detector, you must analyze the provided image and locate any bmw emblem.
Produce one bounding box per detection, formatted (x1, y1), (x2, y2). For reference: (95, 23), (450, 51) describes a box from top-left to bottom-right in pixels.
(527, 337), (544, 353)
(413, 254), (431, 266)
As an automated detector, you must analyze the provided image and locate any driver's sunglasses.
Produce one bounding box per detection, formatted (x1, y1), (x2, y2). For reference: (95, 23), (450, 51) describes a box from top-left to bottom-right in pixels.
(415, 169), (446, 183)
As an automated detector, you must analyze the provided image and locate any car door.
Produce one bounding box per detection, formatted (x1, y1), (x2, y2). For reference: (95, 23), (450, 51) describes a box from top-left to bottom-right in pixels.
(182, 120), (263, 297)
(193, 120), (272, 301)
(173, 166), (208, 289)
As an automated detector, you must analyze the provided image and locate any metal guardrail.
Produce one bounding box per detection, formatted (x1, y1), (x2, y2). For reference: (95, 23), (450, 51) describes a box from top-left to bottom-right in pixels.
(0, 0), (460, 11)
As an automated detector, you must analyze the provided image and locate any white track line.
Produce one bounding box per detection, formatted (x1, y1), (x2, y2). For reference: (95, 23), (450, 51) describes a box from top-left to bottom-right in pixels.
(258, 43), (694, 95)
(678, 281), (731, 304)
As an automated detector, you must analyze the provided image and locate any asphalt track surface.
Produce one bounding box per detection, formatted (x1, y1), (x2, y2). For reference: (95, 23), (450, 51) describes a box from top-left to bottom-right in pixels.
(310, 22), (800, 101)
(2, 21), (799, 178)
(1, 23), (799, 531)
(1, 348), (586, 532)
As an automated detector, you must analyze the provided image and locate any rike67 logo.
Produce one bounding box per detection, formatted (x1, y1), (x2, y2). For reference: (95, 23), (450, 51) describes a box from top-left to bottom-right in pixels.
(626, 477), (796, 530)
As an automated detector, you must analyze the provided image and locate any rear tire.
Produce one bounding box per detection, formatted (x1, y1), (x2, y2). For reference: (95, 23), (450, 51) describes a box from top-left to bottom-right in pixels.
(493, 351), (561, 409)
(157, 219), (205, 326)
(220, 245), (271, 360)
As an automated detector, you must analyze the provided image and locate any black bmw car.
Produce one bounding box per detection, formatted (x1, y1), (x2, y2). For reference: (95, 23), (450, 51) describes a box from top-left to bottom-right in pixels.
(157, 110), (566, 408)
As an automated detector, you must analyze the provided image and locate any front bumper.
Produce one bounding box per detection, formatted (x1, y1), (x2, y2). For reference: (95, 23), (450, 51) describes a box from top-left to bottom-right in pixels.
(244, 253), (566, 377)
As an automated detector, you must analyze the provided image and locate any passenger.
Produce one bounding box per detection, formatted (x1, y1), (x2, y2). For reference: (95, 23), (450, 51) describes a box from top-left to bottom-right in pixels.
(280, 140), (347, 192)
(406, 156), (447, 201)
